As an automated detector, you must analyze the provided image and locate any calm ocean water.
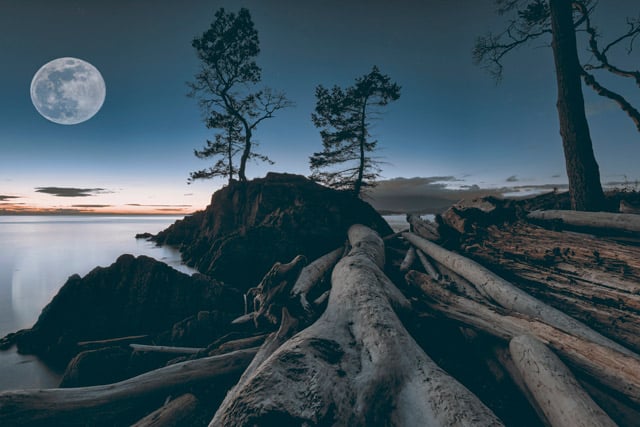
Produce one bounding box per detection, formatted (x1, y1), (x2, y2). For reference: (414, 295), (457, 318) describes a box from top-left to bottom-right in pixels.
(0, 215), (194, 391)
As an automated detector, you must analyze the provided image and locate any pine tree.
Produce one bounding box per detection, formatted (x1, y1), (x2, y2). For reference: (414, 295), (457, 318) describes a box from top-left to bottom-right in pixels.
(310, 66), (400, 196)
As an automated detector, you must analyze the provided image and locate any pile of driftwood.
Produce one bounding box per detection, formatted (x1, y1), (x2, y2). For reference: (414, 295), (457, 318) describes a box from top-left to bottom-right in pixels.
(1, 197), (640, 426)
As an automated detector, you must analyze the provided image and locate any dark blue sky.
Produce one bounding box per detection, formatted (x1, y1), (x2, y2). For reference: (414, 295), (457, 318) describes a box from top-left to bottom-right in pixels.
(1, 0), (639, 213)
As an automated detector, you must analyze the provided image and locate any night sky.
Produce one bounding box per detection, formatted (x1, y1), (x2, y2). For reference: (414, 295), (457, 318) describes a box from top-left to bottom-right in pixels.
(1, 0), (639, 214)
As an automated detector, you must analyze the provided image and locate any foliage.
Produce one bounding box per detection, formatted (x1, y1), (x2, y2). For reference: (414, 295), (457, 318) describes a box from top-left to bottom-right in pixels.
(189, 8), (292, 182)
(309, 66), (400, 196)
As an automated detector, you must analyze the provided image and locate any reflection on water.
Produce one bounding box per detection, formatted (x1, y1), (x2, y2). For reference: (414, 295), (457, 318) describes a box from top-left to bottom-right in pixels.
(0, 215), (195, 391)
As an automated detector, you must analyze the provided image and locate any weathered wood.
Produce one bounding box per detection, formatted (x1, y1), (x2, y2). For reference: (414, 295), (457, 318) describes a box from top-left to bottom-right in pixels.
(0, 348), (258, 426)
(407, 271), (640, 406)
(407, 213), (439, 240)
(620, 200), (640, 215)
(399, 246), (416, 272)
(528, 209), (640, 233)
(131, 393), (200, 427)
(211, 225), (504, 426)
(416, 249), (441, 280)
(77, 335), (150, 350)
(290, 247), (343, 312)
(129, 344), (204, 355)
(403, 232), (635, 357)
(509, 335), (616, 427)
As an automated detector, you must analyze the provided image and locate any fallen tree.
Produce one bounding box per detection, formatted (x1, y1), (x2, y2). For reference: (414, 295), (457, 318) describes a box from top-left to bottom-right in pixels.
(0, 348), (258, 426)
(211, 225), (504, 426)
(406, 271), (640, 407)
(528, 209), (640, 234)
(403, 232), (635, 357)
(509, 335), (616, 427)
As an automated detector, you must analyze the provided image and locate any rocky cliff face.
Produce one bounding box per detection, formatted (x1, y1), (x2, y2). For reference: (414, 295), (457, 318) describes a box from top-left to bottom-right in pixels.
(7, 254), (241, 365)
(153, 173), (393, 289)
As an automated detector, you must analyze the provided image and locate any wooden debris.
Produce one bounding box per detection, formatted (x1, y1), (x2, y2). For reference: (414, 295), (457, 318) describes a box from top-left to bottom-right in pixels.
(211, 225), (504, 426)
(509, 335), (616, 427)
(528, 209), (640, 233)
(131, 393), (200, 427)
(129, 344), (204, 355)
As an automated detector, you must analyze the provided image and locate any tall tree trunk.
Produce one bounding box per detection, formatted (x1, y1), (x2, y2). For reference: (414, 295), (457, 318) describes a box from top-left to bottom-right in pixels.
(549, 0), (605, 211)
(354, 101), (367, 197)
(238, 127), (251, 182)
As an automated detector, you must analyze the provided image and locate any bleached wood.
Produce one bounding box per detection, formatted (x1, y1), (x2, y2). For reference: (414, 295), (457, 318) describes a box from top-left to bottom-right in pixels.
(407, 271), (640, 407)
(528, 209), (640, 233)
(399, 247), (416, 272)
(131, 393), (199, 427)
(211, 225), (503, 426)
(416, 249), (441, 280)
(403, 232), (634, 357)
(129, 344), (204, 354)
(290, 247), (342, 312)
(509, 335), (616, 427)
(0, 348), (257, 425)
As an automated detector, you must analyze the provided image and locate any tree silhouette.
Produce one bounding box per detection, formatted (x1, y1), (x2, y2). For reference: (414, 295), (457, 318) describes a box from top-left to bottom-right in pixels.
(189, 8), (292, 182)
(310, 66), (400, 197)
(188, 117), (242, 185)
(474, 0), (640, 211)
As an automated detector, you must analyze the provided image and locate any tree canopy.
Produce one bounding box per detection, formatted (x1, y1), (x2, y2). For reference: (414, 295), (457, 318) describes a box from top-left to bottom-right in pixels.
(309, 66), (400, 197)
(188, 7), (292, 183)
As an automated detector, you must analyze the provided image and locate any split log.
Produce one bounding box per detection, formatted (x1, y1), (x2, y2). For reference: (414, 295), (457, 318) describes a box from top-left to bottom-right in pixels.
(403, 232), (635, 357)
(0, 347), (258, 426)
(211, 225), (504, 426)
(131, 393), (200, 427)
(399, 246), (416, 272)
(416, 249), (441, 280)
(528, 209), (640, 233)
(129, 344), (204, 355)
(407, 271), (640, 406)
(509, 335), (616, 427)
(290, 247), (343, 313)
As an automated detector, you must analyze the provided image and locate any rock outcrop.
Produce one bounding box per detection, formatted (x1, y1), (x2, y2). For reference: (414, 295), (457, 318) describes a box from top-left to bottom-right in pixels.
(152, 173), (393, 289)
(4, 254), (241, 366)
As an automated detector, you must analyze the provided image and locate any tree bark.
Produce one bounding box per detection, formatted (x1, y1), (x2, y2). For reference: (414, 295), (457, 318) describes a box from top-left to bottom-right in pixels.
(403, 232), (634, 357)
(290, 247), (343, 313)
(528, 209), (640, 233)
(131, 393), (200, 427)
(211, 225), (504, 426)
(407, 271), (640, 406)
(0, 348), (257, 426)
(549, 0), (605, 211)
(509, 335), (616, 427)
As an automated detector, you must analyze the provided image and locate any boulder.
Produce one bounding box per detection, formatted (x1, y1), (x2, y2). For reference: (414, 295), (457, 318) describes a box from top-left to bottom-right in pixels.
(153, 173), (392, 289)
(6, 254), (242, 366)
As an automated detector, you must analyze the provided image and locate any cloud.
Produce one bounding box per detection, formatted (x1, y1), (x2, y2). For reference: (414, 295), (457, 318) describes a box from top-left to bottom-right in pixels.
(126, 203), (192, 208)
(366, 176), (569, 214)
(0, 195), (20, 202)
(35, 187), (112, 197)
(551, 174), (561, 178)
(506, 175), (518, 182)
(71, 204), (113, 208)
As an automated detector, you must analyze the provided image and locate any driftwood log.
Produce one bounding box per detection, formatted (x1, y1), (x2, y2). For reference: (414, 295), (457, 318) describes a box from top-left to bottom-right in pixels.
(407, 271), (640, 407)
(528, 209), (640, 233)
(131, 393), (200, 427)
(211, 225), (504, 426)
(403, 232), (635, 357)
(290, 247), (343, 313)
(0, 348), (257, 426)
(509, 335), (616, 427)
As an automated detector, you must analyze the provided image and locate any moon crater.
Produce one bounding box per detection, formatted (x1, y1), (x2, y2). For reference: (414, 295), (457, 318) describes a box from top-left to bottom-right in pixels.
(30, 57), (106, 125)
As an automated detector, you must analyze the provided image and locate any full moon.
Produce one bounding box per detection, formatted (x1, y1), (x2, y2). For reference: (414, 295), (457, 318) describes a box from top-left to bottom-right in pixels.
(30, 57), (106, 125)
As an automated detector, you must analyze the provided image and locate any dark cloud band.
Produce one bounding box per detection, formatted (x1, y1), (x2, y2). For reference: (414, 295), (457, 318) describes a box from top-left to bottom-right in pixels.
(35, 187), (112, 197)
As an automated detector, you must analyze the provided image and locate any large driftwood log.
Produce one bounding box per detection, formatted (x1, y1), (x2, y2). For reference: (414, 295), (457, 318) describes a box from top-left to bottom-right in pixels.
(403, 232), (635, 357)
(407, 271), (640, 406)
(407, 213), (439, 240)
(528, 209), (640, 233)
(211, 225), (504, 426)
(509, 335), (616, 427)
(129, 344), (204, 355)
(0, 348), (257, 426)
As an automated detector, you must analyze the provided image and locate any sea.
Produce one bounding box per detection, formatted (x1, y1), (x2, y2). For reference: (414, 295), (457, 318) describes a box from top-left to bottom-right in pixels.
(0, 214), (420, 391)
(0, 215), (195, 391)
